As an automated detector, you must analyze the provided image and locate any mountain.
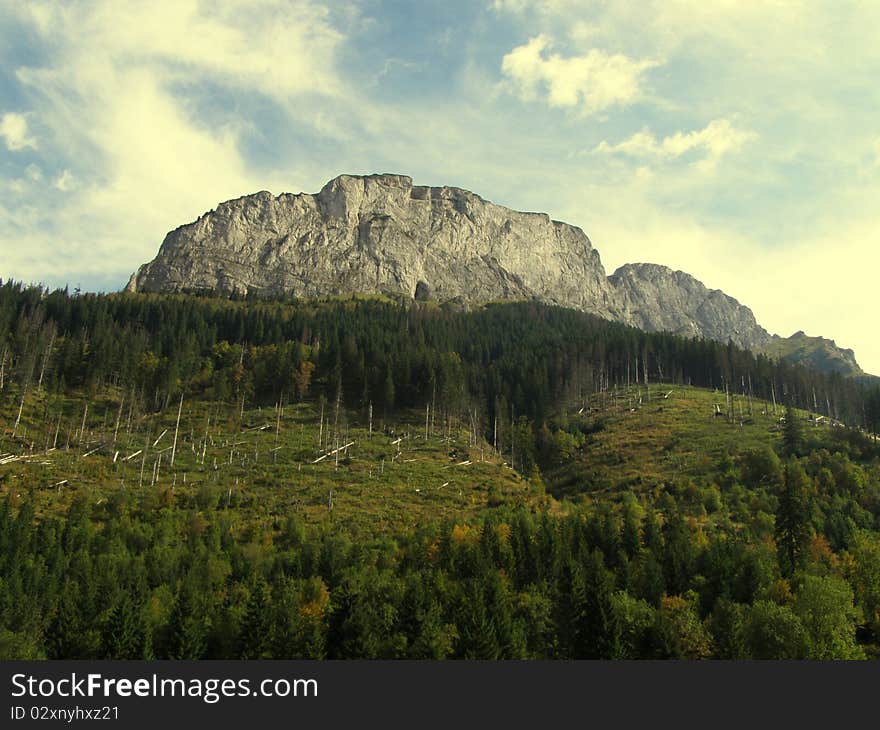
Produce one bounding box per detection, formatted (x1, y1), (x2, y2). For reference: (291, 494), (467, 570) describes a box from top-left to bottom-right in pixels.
(760, 331), (863, 377)
(127, 173), (620, 319)
(127, 172), (860, 371)
(608, 263), (772, 351)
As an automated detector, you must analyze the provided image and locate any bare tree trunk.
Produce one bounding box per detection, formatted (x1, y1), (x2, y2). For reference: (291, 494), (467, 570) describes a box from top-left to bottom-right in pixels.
(170, 392), (183, 468)
(201, 415), (210, 465)
(79, 402), (89, 444)
(37, 329), (56, 390)
(274, 399), (282, 454)
(334, 382), (341, 447)
(0, 345), (7, 391)
(12, 374), (32, 439)
(113, 394), (124, 445)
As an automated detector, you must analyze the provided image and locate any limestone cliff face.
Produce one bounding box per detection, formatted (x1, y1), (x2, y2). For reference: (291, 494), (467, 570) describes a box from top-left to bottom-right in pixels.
(128, 173), (620, 318)
(608, 263), (773, 351)
(127, 173), (856, 369)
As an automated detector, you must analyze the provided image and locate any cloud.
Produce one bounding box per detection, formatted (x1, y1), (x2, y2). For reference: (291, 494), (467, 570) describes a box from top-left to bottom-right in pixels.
(53, 169), (75, 191)
(595, 119), (756, 169)
(0, 112), (37, 150)
(500, 34), (658, 114)
(19, 1), (345, 101)
(1, 0), (346, 286)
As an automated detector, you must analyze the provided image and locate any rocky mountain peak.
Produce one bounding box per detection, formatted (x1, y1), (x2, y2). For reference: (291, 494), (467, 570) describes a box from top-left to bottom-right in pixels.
(764, 331), (862, 376)
(126, 173), (863, 374)
(608, 263), (772, 350)
(127, 173), (618, 318)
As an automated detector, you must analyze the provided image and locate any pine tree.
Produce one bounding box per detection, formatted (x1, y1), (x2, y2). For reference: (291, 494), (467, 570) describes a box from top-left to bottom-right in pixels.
(775, 462), (813, 577)
(581, 549), (622, 659)
(103, 595), (145, 659)
(239, 576), (273, 659)
(167, 585), (209, 660)
(783, 403), (804, 457)
(383, 366), (395, 416)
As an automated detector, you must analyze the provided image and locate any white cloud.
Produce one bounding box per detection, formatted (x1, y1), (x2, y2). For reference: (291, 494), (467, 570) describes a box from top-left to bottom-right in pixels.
(19, 1), (344, 101)
(0, 112), (37, 150)
(1, 0), (346, 283)
(494, 0), (818, 50)
(500, 35), (658, 114)
(595, 119), (756, 169)
(53, 169), (75, 191)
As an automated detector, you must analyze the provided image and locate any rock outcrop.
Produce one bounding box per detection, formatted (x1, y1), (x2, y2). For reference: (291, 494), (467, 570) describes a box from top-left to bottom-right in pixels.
(760, 331), (862, 376)
(127, 173), (860, 372)
(128, 173), (620, 319)
(608, 263), (772, 351)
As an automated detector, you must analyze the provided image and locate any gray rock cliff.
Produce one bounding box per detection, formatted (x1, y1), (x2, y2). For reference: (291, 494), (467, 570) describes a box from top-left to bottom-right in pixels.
(128, 173), (620, 319)
(608, 263), (773, 351)
(127, 173), (858, 370)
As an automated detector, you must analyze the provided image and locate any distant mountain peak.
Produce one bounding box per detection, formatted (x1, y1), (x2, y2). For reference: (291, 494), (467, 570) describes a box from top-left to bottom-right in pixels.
(608, 262), (771, 350)
(765, 331), (862, 376)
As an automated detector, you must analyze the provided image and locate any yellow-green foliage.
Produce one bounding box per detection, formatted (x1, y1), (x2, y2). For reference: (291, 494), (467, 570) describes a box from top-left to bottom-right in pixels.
(0, 392), (535, 538)
(546, 383), (825, 501)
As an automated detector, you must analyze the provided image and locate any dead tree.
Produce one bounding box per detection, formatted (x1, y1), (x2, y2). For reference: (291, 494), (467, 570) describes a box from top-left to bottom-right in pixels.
(36, 325), (56, 391)
(113, 395), (124, 446)
(0, 344), (7, 392)
(11, 376), (30, 439)
(170, 392), (183, 468)
(79, 401), (89, 444)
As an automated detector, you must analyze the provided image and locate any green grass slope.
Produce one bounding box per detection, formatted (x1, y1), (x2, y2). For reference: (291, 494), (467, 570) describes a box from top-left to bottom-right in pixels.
(0, 391), (536, 538)
(545, 384), (828, 499)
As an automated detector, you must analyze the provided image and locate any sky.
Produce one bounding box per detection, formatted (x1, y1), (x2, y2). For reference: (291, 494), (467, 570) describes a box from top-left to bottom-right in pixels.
(1, 1), (879, 371)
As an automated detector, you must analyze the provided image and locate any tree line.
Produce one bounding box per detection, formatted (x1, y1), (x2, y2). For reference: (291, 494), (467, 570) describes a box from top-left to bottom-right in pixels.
(1, 281), (878, 447)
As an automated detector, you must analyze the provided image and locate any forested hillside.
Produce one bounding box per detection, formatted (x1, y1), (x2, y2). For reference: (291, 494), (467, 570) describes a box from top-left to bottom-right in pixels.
(1, 280), (879, 660)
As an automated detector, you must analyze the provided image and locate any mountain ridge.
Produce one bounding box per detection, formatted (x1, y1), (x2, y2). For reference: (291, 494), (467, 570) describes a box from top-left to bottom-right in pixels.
(127, 172), (863, 375)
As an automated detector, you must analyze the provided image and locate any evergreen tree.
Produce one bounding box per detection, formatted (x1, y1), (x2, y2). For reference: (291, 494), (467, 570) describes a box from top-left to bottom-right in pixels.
(581, 549), (622, 659)
(783, 403), (804, 457)
(239, 576), (273, 659)
(775, 462), (813, 577)
(167, 584), (210, 660)
(103, 595), (145, 659)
